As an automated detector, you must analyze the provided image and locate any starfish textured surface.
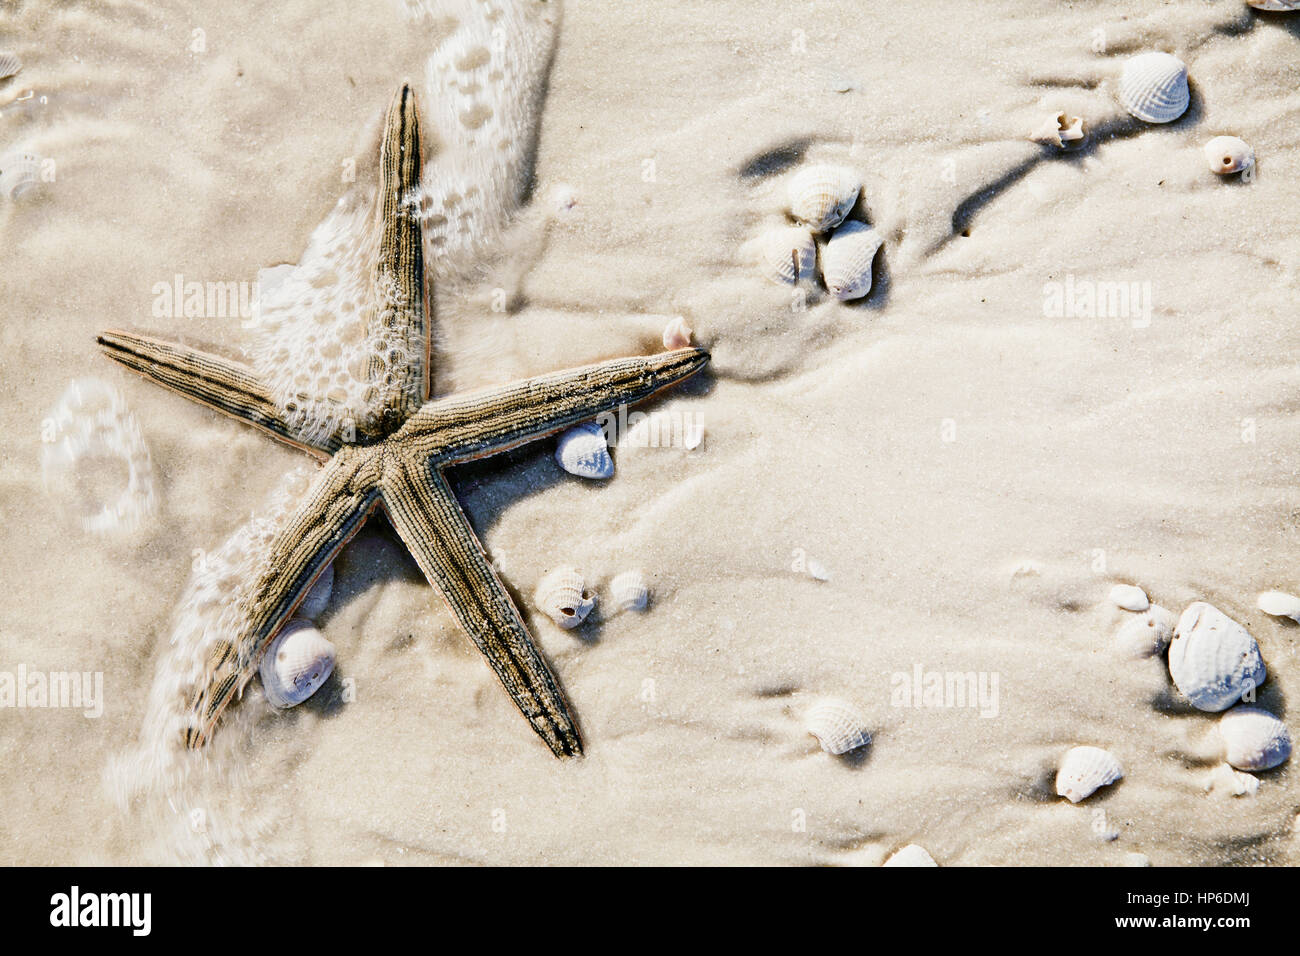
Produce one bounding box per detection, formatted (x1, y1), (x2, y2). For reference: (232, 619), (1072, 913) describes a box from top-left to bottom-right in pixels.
(96, 84), (709, 759)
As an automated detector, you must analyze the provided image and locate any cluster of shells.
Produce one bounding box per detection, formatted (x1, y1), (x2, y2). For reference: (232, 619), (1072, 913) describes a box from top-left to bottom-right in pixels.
(533, 566), (649, 629)
(748, 164), (881, 301)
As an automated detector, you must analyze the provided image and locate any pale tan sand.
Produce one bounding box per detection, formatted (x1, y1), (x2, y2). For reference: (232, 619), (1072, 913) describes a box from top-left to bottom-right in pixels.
(4, 0), (1300, 864)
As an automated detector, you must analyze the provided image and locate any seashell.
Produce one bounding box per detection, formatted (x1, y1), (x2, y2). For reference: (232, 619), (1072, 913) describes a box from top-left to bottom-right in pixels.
(805, 698), (871, 755)
(260, 619), (336, 708)
(1205, 763), (1261, 797)
(0, 150), (43, 201)
(534, 566), (595, 629)
(786, 164), (861, 233)
(1204, 136), (1254, 175)
(806, 558), (830, 582)
(1113, 603), (1176, 659)
(555, 421), (613, 480)
(662, 316), (693, 350)
(1055, 745), (1123, 803)
(1218, 705), (1291, 771)
(819, 220), (881, 301)
(883, 844), (937, 867)
(1248, 0), (1300, 9)
(752, 225), (816, 285)
(1109, 583), (1149, 612)
(1030, 111), (1085, 148)
(1118, 52), (1190, 124)
(1257, 589), (1300, 621)
(297, 562), (334, 620)
(1168, 602), (1266, 712)
(0, 52), (20, 82)
(1123, 852), (1151, 867)
(609, 569), (649, 613)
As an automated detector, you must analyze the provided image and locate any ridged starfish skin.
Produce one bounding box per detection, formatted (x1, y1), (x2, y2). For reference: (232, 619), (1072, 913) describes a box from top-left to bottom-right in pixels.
(96, 85), (709, 759)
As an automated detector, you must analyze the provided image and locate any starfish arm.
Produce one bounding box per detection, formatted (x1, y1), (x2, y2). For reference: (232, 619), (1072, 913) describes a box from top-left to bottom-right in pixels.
(97, 329), (341, 458)
(381, 454), (583, 758)
(185, 450), (381, 748)
(363, 83), (430, 437)
(398, 347), (710, 463)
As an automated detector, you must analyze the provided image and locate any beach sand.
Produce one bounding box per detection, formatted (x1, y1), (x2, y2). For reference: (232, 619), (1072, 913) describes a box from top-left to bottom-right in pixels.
(3, 0), (1300, 864)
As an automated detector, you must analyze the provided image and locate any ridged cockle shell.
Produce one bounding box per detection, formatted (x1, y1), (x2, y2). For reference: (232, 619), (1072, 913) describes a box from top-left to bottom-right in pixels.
(555, 421), (613, 480)
(1118, 52), (1190, 124)
(752, 225), (816, 285)
(819, 220), (881, 301)
(786, 164), (861, 233)
(534, 566), (595, 629)
(609, 569), (649, 613)
(805, 699), (871, 755)
(260, 619), (336, 709)
(1056, 746), (1123, 803)
(1167, 602), (1266, 711)
(1219, 705), (1291, 771)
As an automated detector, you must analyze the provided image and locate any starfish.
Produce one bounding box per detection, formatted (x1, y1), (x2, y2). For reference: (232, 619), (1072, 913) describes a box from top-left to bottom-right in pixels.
(95, 84), (709, 759)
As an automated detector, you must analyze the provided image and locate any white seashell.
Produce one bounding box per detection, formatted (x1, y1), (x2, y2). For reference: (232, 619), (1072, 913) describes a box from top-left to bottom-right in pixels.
(1248, 0), (1300, 9)
(806, 558), (830, 582)
(819, 220), (881, 301)
(662, 316), (693, 350)
(1206, 763), (1261, 797)
(1030, 111), (1085, 147)
(1109, 583), (1150, 612)
(260, 619), (336, 708)
(609, 569), (649, 613)
(0, 151), (44, 201)
(1113, 604), (1176, 659)
(0, 52), (20, 81)
(1122, 852), (1151, 867)
(534, 566), (595, 629)
(1055, 746), (1123, 803)
(1218, 705), (1291, 771)
(1257, 589), (1300, 621)
(786, 164), (861, 233)
(752, 225), (816, 285)
(805, 699), (871, 755)
(1118, 52), (1190, 124)
(297, 562), (334, 620)
(555, 421), (613, 480)
(1168, 602), (1266, 711)
(882, 844), (937, 867)
(1204, 136), (1254, 175)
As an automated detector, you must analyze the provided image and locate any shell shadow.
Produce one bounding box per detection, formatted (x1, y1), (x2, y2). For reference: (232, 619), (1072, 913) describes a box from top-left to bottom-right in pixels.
(737, 137), (816, 182)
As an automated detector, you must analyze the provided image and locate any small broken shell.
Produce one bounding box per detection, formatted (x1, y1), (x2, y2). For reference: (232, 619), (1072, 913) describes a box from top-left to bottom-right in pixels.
(555, 421), (613, 480)
(662, 316), (693, 350)
(1168, 602), (1266, 711)
(1055, 745), (1123, 803)
(1204, 136), (1254, 175)
(819, 220), (881, 301)
(297, 562), (334, 621)
(260, 619), (336, 709)
(1118, 52), (1190, 124)
(534, 566), (595, 629)
(786, 164), (861, 233)
(882, 844), (937, 867)
(1113, 604), (1176, 659)
(1219, 705), (1291, 771)
(1257, 589), (1300, 621)
(805, 699), (871, 755)
(752, 225), (816, 285)
(1030, 111), (1085, 148)
(609, 569), (649, 613)
(1109, 583), (1149, 612)
(0, 52), (20, 82)
(0, 151), (43, 201)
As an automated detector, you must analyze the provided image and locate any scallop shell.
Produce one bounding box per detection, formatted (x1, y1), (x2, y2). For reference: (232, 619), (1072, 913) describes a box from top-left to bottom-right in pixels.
(662, 316), (693, 350)
(1055, 745), (1123, 803)
(1219, 705), (1291, 771)
(1113, 603), (1176, 659)
(753, 225), (816, 285)
(883, 844), (937, 867)
(0, 151), (43, 201)
(819, 220), (881, 301)
(0, 52), (20, 81)
(609, 569), (649, 613)
(805, 699), (871, 755)
(1204, 136), (1254, 175)
(260, 619), (336, 709)
(1118, 52), (1190, 124)
(534, 566), (595, 629)
(555, 421), (613, 480)
(786, 164), (861, 233)
(1257, 589), (1300, 621)
(1168, 602), (1267, 711)
(297, 562), (334, 621)
(1248, 0), (1300, 9)
(1109, 583), (1149, 612)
